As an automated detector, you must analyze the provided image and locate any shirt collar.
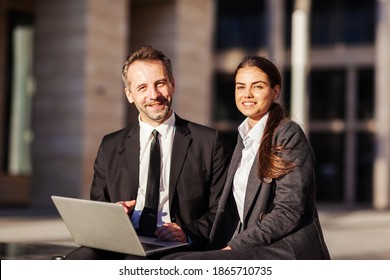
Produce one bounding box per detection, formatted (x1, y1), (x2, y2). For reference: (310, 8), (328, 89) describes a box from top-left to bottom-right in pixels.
(238, 112), (269, 146)
(138, 111), (176, 139)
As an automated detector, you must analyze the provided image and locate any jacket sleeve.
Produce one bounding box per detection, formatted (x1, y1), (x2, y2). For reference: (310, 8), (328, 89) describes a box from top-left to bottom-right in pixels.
(90, 137), (111, 202)
(228, 121), (314, 249)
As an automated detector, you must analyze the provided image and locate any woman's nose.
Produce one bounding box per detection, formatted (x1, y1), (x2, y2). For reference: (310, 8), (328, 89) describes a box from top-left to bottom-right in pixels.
(244, 88), (254, 98)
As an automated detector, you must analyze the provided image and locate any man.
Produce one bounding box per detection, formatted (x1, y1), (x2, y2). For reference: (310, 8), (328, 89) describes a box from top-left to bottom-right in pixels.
(66, 45), (229, 259)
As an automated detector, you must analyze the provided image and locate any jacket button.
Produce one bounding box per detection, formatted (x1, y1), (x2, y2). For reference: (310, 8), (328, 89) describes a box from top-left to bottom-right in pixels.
(263, 177), (272, 183)
(259, 213), (266, 220)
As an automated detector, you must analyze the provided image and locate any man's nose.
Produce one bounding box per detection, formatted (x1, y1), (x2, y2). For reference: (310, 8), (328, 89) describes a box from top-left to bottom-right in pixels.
(149, 86), (161, 99)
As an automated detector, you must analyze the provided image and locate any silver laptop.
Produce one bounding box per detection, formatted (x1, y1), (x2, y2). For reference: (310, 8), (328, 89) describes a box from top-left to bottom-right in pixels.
(51, 195), (188, 256)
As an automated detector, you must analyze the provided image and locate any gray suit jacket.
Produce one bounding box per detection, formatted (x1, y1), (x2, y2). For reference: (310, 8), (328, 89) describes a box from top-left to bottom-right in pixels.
(209, 119), (330, 259)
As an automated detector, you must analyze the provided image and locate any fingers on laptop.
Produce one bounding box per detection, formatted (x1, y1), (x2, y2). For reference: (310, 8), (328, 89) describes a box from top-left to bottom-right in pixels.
(116, 200), (136, 214)
(155, 223), (187, 242)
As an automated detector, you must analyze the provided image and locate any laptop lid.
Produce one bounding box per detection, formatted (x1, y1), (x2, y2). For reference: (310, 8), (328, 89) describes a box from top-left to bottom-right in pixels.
(51, 195), (188, 256)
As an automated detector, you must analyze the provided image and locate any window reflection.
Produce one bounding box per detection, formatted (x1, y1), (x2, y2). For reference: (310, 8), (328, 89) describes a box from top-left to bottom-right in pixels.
(7, 12), (34, 176)
(357, 68), (374, 120)
(214, 73), (243, 122)
(216, 0), (266, 50)
(311, 0), (375, 45)
(310, 132), (344, 202)
(309, 69), (345, 120)
(356, 133), (373, 203)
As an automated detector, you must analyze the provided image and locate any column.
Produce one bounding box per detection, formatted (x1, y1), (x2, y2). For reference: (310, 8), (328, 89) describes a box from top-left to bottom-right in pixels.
(266, 0), (285, 75)
(32, 0), (128, 206)
(267, 0), (286, 105)
(174, 0), (215, 126)
(373, 0), (390, 209)
(290, 0), (311, 132)
(130, 0), (215, 126)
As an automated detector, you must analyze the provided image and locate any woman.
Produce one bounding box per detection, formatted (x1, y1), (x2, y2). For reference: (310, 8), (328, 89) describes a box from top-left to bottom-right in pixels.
(164, 55), (330, 259)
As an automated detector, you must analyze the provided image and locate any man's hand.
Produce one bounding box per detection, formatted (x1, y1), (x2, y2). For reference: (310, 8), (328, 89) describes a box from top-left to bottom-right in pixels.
(222, 246), (231, 250)
(155, 223), (187, 242)
(116, 200), (136, 214)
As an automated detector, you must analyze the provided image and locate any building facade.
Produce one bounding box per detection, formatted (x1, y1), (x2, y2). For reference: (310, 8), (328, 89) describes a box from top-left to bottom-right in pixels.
(0, 0), (389, 209)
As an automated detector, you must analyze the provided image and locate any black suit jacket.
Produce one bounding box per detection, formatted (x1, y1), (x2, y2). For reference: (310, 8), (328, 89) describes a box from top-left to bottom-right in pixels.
(90, 114), (229, 249)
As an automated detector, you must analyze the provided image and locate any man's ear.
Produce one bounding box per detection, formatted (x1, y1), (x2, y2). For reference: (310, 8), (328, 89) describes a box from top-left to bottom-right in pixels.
(170, 78), (175, 93)
(125, 87), (134, 103)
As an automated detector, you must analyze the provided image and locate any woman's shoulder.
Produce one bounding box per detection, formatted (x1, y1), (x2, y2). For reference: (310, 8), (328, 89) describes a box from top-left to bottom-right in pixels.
(273, 118), (309, 145)
(276, 118), (305, 134)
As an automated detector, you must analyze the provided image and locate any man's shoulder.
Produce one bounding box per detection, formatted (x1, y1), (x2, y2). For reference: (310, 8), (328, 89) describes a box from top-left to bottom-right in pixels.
(176, 115), (218, 135)
(187, 121), (218, 134)
(101, 123), (138, 143)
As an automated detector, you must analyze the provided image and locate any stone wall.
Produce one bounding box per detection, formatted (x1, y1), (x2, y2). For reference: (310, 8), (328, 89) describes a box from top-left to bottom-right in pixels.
(31, 0), (128, 206)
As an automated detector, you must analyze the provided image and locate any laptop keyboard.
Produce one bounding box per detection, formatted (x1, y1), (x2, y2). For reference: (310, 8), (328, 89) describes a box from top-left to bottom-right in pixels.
(141, 242), (166, 251)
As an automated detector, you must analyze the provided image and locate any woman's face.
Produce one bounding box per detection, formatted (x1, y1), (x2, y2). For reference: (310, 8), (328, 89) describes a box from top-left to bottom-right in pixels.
(235, 66), (280, 128)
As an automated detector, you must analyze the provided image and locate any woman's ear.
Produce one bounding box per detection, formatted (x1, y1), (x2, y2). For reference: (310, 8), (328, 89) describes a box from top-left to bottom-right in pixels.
(273, 85), (281, 100)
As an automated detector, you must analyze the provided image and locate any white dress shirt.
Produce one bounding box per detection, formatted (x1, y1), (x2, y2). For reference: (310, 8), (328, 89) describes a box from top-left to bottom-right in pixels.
(233, 113), (269, 222)
(131, 112), (176, 229)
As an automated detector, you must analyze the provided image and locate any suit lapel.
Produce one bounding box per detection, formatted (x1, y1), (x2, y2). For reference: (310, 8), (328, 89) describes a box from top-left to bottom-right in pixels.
(210, 135), (244, 244)
(124, 124), (140, 199)
(219, 135), (244, 210)
(169, 115), (191, 209)
(242, 152), (262, 223)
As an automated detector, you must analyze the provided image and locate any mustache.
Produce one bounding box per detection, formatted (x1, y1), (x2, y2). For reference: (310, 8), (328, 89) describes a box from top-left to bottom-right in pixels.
(145, 96), (169, 105)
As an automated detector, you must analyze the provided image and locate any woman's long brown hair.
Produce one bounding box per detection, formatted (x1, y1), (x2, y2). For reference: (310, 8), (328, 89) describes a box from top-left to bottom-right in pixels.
(235, 56), (296, 181)
(258, 102), (296, 180)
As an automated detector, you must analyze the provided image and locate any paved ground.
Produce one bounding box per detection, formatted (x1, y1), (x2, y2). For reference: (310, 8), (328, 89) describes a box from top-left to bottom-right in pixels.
(1, 205), (390, 259)
(319, 208), (390, 259)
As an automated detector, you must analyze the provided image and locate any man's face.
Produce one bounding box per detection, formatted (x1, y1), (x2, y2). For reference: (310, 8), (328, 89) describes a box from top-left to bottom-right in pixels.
(125, 60), (174, 127)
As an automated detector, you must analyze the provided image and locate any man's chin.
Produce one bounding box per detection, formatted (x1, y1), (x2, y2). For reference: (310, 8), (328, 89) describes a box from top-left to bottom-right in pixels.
(148, 110), (170, 122)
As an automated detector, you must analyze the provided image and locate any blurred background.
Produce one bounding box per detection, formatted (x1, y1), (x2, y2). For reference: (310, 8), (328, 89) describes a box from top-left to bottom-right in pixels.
(0, 0), (390, 259)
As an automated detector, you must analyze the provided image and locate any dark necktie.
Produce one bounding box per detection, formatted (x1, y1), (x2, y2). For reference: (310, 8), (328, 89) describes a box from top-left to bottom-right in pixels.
(139, 129), (160, 237)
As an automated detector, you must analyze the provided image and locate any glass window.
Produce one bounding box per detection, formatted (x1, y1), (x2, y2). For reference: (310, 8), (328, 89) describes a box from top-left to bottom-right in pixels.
(282, 69), (292, 113)
(220, 130), (238, 161)
(356, 133), (373, 203)
(311, 0), (375, 45)
(284, 0), (293, 47)
(310, 132), (345, 202)
(309, 69), (345, 120)
(213, 73), (244, 122)
(216, 0), (266, 50)
(344, 0), (375, 44)
(357, 68), (374, 120)
(6, 11), (34, 176)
